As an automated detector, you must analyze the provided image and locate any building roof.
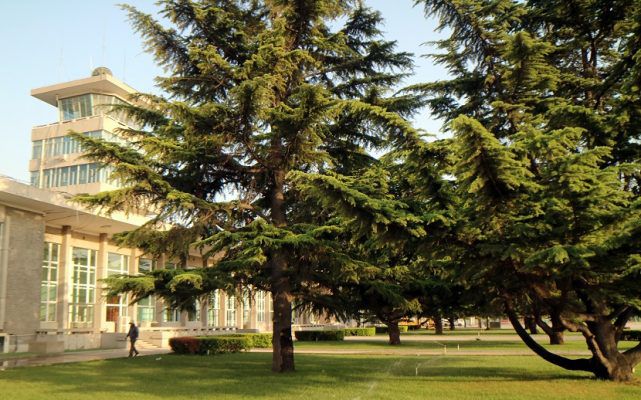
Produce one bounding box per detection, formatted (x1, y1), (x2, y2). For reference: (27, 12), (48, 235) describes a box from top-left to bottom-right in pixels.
(31, 72), (137, 106)
(0, 175), (148, 236)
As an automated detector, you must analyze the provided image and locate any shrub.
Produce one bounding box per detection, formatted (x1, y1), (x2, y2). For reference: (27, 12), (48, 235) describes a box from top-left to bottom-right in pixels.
(228, 333), (272, 348)
(343, 327), (376, 336)
(621, 330), (641, 341)
(375, 325), (409, 334)
(197, 336), (251, 354)
(169, 336), (201, 354)
(169, 335), (252, 355)
(295, 330), (345, 341)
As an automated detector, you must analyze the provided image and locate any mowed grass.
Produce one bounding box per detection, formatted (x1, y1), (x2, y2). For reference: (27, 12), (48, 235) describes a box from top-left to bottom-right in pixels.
(296, 336), (639, 353)
(1, 352), (641, 400)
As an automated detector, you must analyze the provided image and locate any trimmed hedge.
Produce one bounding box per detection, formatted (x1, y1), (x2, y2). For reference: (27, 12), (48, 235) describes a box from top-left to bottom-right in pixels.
(375, 325), (409, 334)
(169, 335), (251, 355)
(295, 330), (345, 341)
(229, 333), (272, 348)
(343, 327), (376, 336)
(621, 330), (641, 341)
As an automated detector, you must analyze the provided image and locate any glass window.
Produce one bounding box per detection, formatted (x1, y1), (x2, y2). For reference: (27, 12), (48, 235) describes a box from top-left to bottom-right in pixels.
(60, 94), (93, 121)
(78, 164), (88, 184)
(106, 294), (128, 325)
(138, 258), (154, 273)
(226, 295), (236, 327)
(137, 295), (155, 322)
(59, 166), (69, 186)
(188, 301), (200, 322)
(69, 165), (78, 185)
(107, 253), (129, 276)
(69, 247), (97, 325)
(208, 290), (220, 326)
(40, 242), (59, 322)
(243, 291), (251, 324)
(32, 140), (43, 159)
(257, 291), (266, 323)
(30, 172), (40, 187)
(88, 163), (99, 183)
(163, 304), (180, 322)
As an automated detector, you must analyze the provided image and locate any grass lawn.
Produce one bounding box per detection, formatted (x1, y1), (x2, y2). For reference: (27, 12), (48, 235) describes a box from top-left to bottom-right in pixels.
(296, 336), (638, 353)
(1, 352), (641, 400)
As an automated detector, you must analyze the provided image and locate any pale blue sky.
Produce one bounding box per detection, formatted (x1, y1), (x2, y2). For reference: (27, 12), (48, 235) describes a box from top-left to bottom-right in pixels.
(0, 0), (448, 182)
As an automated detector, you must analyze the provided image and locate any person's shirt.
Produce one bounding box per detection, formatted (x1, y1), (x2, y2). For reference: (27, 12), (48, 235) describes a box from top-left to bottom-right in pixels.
(127, 325), (139, 340)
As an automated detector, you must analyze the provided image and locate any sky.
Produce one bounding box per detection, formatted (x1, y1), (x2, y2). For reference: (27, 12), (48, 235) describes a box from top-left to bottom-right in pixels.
(0, 0), (449, 182)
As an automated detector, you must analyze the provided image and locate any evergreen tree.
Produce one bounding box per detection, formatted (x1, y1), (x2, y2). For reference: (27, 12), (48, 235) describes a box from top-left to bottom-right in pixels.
(415, 0), (641, 381)
(73, 0), (422, 373)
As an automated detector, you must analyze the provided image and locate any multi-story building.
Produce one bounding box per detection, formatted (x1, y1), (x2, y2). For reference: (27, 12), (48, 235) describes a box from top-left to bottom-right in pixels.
(29, 67), (133, 195)
(0, 69), (285, 355)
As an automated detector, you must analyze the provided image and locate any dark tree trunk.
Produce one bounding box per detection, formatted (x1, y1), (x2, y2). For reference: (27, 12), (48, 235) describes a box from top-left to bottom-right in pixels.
(269, 169), (295, 373)
(448, 316), (456, 331)
(434, 315), (444, 335)
(387, 321), (401, 345)
(549, 331), (564, 345)
(506, 305), (638, 381)
(525, 315), (538, 334)
(271, 255), (295, 373)
(535, 310), (565, 345)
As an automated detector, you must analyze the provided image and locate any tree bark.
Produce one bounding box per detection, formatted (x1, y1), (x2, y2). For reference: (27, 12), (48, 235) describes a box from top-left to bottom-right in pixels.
(270, 247), (294, 372)
(534, 315), (565, 345)
(448, 316), (456, 331)
(387, 321), (401, 345)
(506, 304), (638, 381)
(434, 315), (444, 335)
(525, 315), (538, 334)
(269, 169), (295, 373)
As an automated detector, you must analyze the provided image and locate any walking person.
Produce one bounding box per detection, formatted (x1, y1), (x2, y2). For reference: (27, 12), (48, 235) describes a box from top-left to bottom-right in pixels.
(126, 321), (140, 357)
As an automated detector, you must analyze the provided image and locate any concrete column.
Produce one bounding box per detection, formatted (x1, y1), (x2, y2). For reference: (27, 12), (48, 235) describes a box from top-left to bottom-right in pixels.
(236, 295), (243, 329)
(57, 225), (72, 331)
(200, 297), (209, 328)
(93, 233), (108, 333)
(249, 294), (258, 330)
(219, 292), (226, 327)
(128, 248), (137, 326)
(0, 206), (9, 331)
(154, 254), (165, 325)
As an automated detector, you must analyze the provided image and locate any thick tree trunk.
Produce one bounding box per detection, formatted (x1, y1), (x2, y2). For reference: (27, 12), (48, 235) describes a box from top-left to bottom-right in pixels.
(434, 315), (444, 335)
(535, 311), (565, 345)
(525, 315), (538, 335)
(549, 331), (564, 345)
(506, 305), (638, 381)
(387, 321), (401, 345)
(271, 257), (295, 373)
(448, 316), (456, 331)
(269, 169), (295, 373)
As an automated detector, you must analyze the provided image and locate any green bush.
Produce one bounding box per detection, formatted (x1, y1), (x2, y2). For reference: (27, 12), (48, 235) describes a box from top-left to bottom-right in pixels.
(295, 330), (345, 341)
(343, 327), (376, 336)
(621, 330), (641, 341)
(197, 336), (251, 354)
(228, 333), (272, 348)
(374, 325), (409, 334)
(169, 335), (252, 355)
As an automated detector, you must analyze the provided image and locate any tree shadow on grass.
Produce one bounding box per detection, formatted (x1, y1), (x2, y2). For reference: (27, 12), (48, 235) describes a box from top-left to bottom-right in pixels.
(0, 353), (620, 399)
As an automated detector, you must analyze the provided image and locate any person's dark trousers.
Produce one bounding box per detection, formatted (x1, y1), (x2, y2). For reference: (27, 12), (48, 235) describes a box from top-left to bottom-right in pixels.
(129, 339), (139, 357)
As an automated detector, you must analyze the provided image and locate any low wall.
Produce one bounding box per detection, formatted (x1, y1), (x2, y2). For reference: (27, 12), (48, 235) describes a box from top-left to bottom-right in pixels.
(139, 327), (241, 348)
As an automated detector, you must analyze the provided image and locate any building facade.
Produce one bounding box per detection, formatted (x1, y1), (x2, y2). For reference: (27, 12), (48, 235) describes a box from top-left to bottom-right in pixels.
(0, 70), (285, 354)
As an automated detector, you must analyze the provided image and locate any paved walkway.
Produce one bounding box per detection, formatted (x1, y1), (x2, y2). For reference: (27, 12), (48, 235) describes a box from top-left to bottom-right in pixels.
(0, 347), (169, 370)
